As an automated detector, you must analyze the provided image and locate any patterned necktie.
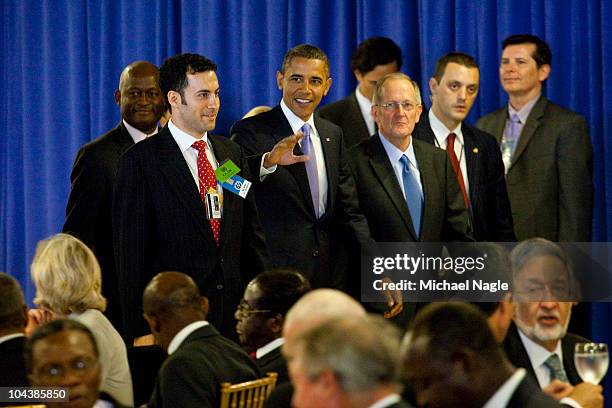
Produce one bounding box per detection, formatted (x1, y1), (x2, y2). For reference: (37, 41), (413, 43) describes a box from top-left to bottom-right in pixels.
(192, 140), (221, 244)
(544, 354), (569, 382)
(300, 123), (320, 218)
(400, 155), (423, 237)
(446, 133), (469, 208)
(501, 114), (521, 173)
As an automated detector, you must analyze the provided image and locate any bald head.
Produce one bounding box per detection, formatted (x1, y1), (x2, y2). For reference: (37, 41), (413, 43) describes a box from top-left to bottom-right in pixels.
(283, 289), (366, 339)
(143, 271), (205, 318)
(115, 60), (164, 134)
(0, 272), (27, 333)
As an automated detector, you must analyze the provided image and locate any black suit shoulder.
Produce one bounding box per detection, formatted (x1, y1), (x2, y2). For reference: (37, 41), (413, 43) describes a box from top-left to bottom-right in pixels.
(0, 337), (28, 388)
(257, 347), (288, 384)
(507, 375), (563, 408)
(152, 326), (260, 408)
(319, 93), (371, 148)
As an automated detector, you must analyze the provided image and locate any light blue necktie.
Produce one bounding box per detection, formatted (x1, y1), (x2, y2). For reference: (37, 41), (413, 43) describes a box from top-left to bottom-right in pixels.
(400, 155), (423, 237)
(501, 113), (521, 173)
(544, 354), (569, 382)
(300, 123), (320, 217)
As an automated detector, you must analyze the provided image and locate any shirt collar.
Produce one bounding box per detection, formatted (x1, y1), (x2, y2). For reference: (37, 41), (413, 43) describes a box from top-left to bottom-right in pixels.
(508, 94), (541, 124)
(280, 99), (316, 136)
(167, 320), (209, 354)
(0, 332), (25, 345)
(428, 109), (463, 147)
(168, 119), (208, 153)
(483, 368), (526, 408)
(368, 394), (401, 408)
(355, 86), (373, 111)
(517, 326), (563, 370)
(256, 337), (285, 359)
(123, 119), (158, 143)
(379, 131), (419, 169)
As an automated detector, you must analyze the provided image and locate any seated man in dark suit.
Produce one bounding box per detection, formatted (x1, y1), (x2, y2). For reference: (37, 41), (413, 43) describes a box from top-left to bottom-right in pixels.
(348, 72), (472, 243)
(505, 238), (603, 407)
(412, 52), (515, 241)
(143, 271), (260, 408)
(290, 315), (413, 408)
(235, 269), (311, 384)
(26, 319), (127, 408)
(0, 272), (29, 394)
(401, 302), (563, 408)
(319, 37), (402, 148)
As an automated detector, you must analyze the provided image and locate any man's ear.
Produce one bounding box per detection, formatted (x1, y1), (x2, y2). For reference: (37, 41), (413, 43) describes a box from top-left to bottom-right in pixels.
(167, 90), (181, 109)
(143, 313), (161, 334)
(267, 313), (284, 335)
(353, 69), (364, 83)
(538, 64), (551, 82)
(276, 71), (284, 90)
(323, 77), (332, 97)
(200, 296), (210, 317)
(429, 77), (439, 96)
(114, 90), (121, 106)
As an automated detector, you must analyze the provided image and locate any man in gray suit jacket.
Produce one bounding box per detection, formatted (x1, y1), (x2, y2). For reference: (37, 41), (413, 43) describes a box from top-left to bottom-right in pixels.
(318, 37), (402, 148)
(476, 34), (593, 242)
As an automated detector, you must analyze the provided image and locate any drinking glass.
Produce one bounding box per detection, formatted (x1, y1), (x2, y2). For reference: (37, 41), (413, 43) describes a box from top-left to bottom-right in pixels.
(574, 343), (609, 384)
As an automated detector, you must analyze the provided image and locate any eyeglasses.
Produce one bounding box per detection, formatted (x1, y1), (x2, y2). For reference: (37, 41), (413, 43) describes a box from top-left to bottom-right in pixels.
(236, 299), (271, 318)
(376, 101), (417, 112)
(36, 357), (98, 382)
(514, 283), (572, 301)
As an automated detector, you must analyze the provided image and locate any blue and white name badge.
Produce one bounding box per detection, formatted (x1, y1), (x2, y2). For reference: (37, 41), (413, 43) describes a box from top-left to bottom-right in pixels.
(222, 174), (252, 198)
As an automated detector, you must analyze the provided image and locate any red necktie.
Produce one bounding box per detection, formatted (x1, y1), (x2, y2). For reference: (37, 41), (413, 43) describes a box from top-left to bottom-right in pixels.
(192, 140), (221, 244)
(447, 133), (469, 208)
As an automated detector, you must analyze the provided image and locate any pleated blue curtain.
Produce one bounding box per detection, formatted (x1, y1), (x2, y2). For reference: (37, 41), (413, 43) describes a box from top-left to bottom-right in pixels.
(2, 0), (611, 393)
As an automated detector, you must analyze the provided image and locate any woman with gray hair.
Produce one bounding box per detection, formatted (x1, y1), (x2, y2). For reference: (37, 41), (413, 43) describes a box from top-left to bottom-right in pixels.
(29, 233), (133, 407)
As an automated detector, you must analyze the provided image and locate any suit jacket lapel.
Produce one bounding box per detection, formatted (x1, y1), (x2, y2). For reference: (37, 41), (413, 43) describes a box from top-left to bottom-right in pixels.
(413, 141), (435, 241)
(113, 122), (135, 156)
(314, 116), (336, 215)
(154, 128), (217, 245)
(367, 134), (417, 239)
(349, 92), (372, 140)
(461, 124), (479, 203)
(271, 106), (318, 218)
(208, 135), (237, 247)
(509, 96), (547, 172)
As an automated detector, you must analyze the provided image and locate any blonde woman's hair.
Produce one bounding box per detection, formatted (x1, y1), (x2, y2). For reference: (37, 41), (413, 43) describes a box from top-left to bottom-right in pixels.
(30, 233), (106, 314)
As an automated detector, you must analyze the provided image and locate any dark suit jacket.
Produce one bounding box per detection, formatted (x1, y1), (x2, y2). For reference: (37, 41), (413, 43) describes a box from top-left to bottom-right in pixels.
(0, 336), (28, 388)
(412, 114), (515, 241)
(149, 324), (261, 408)
(476, 96), (593, 241)
(257, 345), (288, 384)
(347, 133), (472, 242)
(503, 324), (588, 386)
(113, 127), (267, 341)
(506, 374), (564, 408)
(231, 106), (372, 290)
(318, 92), (372, 148)
(63, 122), (133, 333)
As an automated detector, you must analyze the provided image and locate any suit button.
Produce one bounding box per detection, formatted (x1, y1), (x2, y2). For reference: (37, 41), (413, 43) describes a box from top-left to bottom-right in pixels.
(312, 250), (319, 257)
(216, 284), (224, 290)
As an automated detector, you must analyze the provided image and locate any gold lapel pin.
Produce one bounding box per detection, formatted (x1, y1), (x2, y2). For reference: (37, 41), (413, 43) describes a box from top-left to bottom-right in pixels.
(473, 147), (479, 154)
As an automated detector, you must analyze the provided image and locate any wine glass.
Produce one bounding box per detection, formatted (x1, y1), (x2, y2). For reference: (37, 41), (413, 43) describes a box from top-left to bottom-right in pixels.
(574, 343), (609, 384)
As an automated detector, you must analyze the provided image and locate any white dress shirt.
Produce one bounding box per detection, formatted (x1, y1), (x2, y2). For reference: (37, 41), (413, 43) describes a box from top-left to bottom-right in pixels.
(379, 132), (423, 197)
(355, 86), (376, 136)
(123, 119), (158, 144)
(280, 99), (328, 216)
(167, 320), (209, 354)
(483, 368), (526, 408)
(0, 332), (24, 345)
(256, 337), (285, 359)
(368, 393), (402, 408)
(428, 110), (470, 196)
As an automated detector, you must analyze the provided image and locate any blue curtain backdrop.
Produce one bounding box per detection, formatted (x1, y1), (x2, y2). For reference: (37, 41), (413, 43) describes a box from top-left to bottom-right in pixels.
(2, 0), (611, 391)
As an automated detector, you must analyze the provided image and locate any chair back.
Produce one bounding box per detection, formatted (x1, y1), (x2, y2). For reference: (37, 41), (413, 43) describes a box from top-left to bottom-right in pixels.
(219, 372), (278, 408)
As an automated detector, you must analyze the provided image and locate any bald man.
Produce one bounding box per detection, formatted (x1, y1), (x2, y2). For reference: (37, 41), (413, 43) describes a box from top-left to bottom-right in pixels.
(265, 289), (366, 408)
(143, 272), (259, 408)
(63, 61), (165, 334)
